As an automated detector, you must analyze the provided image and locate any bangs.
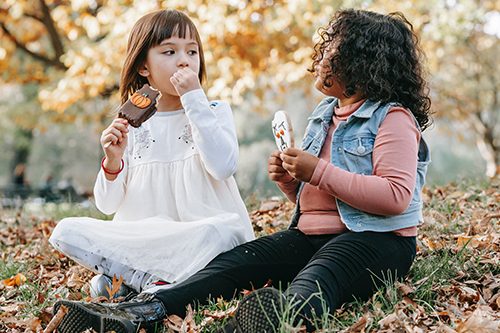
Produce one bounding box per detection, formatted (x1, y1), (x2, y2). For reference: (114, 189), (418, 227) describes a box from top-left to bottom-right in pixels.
(148, 11), (197, 47)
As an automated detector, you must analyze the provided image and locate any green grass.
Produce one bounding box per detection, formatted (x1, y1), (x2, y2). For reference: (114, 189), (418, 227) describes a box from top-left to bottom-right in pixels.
(0, 258), (64, 318)
(15, 282), (66, 318)
(0, 259), (29, 280)
(410, 248), (464, 306)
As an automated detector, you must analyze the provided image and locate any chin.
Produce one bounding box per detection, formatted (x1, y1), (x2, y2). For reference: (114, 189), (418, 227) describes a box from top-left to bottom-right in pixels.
(161, 86), (181, 97)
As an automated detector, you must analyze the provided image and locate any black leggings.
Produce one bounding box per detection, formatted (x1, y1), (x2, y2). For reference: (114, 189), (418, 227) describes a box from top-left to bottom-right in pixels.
(154, 229), (416, 323)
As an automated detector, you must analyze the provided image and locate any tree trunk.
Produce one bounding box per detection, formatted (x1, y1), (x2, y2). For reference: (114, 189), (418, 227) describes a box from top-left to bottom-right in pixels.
(9, 129), (34, 198)
(471, 114), (498, 177)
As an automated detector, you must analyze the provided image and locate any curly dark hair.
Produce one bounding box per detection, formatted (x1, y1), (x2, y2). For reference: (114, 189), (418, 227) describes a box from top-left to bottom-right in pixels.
(309, 9), (432, 130)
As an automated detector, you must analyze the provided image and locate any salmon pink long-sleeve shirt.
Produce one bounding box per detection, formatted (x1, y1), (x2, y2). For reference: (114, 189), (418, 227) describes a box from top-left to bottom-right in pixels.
(276, 100), (420, 236)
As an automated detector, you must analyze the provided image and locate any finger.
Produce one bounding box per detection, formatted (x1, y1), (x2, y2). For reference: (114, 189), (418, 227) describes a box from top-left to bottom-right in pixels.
(282, 161), (294, 173)
(113, 117), (127, 124)
(113, 118), (128, 126)
(283, 147), (300, 157)
(268, 156), (283, 166)
(118, 133), (128, 146)
(182, 67), (196, 76)
(102, 132), (122, 144)
(170, 76), (178, 84)
(280, 152), (295, 164)
(269, 173), (282, 181)
(110, 122), (129, 134)
(268, 165), (286, 174)
(173, 71), (184, 80)
(103, 133), (119, 146)
(270, 150), (282, 158)
(105, 128), (123, 142)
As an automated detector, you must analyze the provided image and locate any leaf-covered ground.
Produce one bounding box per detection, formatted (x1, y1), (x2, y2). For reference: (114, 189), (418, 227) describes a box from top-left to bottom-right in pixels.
(0, 179), (499, 332)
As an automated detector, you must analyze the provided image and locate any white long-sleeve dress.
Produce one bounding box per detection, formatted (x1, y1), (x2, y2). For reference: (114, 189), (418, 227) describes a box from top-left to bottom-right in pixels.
(49, 89), (255, 291)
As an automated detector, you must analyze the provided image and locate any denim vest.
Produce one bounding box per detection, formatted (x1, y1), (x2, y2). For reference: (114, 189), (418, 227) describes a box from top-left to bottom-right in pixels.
(290, 97), (431, 232)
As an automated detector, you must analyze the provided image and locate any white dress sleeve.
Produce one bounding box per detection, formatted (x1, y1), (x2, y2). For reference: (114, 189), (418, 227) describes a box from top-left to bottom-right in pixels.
(93, 156), (128, 215)
(180, 89), (238, 180)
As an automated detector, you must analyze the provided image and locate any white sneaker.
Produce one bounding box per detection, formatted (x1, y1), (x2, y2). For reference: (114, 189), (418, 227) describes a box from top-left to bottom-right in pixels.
(89, 274), (135, 299)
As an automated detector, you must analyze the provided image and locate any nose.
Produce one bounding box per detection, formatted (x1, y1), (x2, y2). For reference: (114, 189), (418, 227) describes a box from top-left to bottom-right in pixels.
(177, 52), (189, 68)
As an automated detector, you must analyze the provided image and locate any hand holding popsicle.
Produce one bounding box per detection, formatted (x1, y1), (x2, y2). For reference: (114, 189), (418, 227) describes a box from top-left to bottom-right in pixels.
(272, 110), (294, 152)
(100, 118), (129, 159)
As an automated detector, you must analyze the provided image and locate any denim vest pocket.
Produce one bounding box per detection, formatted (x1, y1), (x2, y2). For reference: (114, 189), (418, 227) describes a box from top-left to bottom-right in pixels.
(342, 137), (375, 174)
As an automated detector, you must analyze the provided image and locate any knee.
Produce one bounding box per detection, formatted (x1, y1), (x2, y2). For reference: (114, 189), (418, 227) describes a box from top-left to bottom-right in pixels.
(49, 218), (71, 245)
(49, 219), (87, 257)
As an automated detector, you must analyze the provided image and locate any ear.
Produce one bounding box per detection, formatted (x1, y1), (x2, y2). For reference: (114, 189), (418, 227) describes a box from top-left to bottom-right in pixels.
(138, 64), (150, 77)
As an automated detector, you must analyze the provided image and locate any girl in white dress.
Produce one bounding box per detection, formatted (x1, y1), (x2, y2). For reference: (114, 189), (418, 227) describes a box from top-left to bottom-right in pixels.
(49, 9), (255, 295)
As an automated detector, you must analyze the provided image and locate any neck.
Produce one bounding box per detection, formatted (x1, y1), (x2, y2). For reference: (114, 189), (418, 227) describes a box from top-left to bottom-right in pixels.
(338, 92), (364, 107)
(156, 94), (183, 112)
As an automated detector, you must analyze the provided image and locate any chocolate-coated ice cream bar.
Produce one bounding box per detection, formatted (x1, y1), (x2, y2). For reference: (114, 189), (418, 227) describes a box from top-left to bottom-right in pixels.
(118, 84), (162, 128)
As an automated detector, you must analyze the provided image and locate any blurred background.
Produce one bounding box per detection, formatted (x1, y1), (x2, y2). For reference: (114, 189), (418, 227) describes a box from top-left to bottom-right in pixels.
(0, 0), (498, 206)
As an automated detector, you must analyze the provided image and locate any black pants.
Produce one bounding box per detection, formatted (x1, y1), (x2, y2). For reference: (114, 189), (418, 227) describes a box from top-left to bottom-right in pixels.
(154, 229), (416, 323)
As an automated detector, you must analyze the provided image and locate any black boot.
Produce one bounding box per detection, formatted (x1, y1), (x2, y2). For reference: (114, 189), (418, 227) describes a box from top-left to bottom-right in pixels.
(54, 292), (166, 333)
(222, 287), (285, 333)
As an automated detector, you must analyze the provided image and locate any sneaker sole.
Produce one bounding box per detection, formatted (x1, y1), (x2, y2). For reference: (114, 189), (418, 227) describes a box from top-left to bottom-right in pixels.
(54, 300), (137, 333)
(232, 288), (284, 333)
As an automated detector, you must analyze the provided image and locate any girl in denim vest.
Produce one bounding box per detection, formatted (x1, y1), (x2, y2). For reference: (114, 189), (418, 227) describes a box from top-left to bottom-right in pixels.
(53, 9), (431, 333)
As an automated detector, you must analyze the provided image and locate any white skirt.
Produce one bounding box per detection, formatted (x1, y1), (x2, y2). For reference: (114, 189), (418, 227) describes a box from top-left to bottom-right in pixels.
(49, 213), (245, 292)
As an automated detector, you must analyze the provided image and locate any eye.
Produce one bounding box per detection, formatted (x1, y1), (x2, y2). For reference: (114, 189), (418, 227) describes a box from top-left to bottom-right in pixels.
(162, 50), (175, 55)
(188, 50), (198, 56)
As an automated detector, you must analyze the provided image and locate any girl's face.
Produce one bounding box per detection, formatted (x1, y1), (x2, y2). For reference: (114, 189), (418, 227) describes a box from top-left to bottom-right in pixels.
(314, 48), (345, 98)
(140, 31), (200, 97)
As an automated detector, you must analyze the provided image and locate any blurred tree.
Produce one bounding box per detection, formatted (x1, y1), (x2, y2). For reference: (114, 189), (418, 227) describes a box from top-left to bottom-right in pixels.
(422, 0), (499, 177)
(367, 0), (499, 177)
(0, 0), (498, 179)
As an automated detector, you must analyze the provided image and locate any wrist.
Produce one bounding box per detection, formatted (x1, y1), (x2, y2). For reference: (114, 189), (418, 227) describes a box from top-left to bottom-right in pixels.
(101, 157), (124, 175)
(277, 174), (296, 184)
(103, 155), (121, 165)
(309, 159), (327, 186)
(181, 86), (202, 97)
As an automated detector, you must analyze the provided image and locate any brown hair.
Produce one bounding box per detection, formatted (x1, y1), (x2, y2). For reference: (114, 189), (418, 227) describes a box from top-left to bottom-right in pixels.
(119, 9), (206, 104)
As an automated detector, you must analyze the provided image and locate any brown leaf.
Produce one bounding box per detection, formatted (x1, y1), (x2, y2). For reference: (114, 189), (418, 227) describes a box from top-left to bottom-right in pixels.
(436, 323), (458, 333)
(347, 315), (367, 332)
(456, 235), (480, 249)
(455, 286), (481, 304)
(165, 314), (184, 331)
(28, 317), (42, 331)
(455, 306), (500, 332)
(396, 281), (415, 296)
(0, 303), (20, 314)
(202, 305), (238, 320)
(3, 273), (27, 287)
(378, 312), (398, 327)
(421, 237), (446, 251)
(105, 274), (124, 299)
